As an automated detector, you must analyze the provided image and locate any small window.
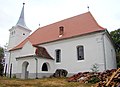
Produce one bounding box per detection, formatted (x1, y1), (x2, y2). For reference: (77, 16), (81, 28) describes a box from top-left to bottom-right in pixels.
(23, 33), (25, 35)
(11, 32), (13, 35)
(13, 31), (15, 34)
(59, 26), (64, 35)
(55, 49), (61, 63)
(77, 46), (84, 60)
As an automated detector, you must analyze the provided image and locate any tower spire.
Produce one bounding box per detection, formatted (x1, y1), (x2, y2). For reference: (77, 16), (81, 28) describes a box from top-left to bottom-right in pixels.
(16, 3), (28, 29)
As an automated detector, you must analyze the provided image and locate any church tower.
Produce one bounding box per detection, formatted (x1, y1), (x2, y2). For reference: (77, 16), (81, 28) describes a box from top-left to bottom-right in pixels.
(7, 3), (31, 50)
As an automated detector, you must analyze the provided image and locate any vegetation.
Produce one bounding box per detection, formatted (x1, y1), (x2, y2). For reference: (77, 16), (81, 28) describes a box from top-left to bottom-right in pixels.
(88, 75), (100, 84)
(0, 77), (94, 87)
(0, 47), (4, 76)
(110, 29), (120, 52)
(110, 29), (120, 67)
(91, 63), (99, 72)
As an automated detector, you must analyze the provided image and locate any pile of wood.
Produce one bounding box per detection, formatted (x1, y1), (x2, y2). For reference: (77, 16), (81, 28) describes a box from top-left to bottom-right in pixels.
(67, 72), (95, 83)
(67, 68), (120, 87)
(52, 69), (68, 77)
(95, 68), (120, 87)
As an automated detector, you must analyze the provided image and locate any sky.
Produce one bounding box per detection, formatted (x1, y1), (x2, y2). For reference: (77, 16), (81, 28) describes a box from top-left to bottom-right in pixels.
(0, 0), (120, 47)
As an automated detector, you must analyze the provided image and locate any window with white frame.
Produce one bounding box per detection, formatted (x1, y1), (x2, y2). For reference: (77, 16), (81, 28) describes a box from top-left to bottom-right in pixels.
(77, 46), (84, 60)
(55, 49), (61, 63)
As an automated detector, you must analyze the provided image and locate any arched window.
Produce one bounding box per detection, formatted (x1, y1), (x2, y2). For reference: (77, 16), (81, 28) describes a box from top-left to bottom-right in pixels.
(55, 49), (61, 63)
(77, 46), (84, 60)
(42, 63), (48, 71)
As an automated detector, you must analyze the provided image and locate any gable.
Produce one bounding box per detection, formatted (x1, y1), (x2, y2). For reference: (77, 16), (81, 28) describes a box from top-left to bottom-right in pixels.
(11, 12), (105, 51)
(20, 41), (35, 57)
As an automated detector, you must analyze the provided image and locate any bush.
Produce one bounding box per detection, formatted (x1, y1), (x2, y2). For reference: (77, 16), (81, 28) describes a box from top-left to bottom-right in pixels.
(88, 75), (100, 84)
(116, 52), (120, 68)
(13, 74), (16, 79)
(91, 63), (99, 72)
(0, 63), (4, 76)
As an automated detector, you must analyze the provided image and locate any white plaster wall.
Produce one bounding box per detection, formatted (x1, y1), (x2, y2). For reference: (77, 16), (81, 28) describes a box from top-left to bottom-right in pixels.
(8, 26), (31, 50)
(104, 34), (117, 70)
(10, 41), (54, 76)
(9, 41), (35, 74)
(9, 31), (116, 77)
(15, 26), (31, 45)
(38, 58), (55, 73)
(16, 57), (36, 74)
(40, 32), (106, 73)
(20, 41), (36, 57)
(16, 57), (55, 73)
(16, 57), (55, 78)
(9, 50), (21, 74)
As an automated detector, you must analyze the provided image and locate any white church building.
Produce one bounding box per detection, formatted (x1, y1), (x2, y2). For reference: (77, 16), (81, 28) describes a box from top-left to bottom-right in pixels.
(4, 3), (117, 79)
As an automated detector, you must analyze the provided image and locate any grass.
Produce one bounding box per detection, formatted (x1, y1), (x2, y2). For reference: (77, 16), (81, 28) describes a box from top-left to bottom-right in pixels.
(0, 77), (95, 87)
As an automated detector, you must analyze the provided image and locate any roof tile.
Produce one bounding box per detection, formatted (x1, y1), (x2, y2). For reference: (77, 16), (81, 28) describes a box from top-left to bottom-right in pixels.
(11, 12), (105, 51)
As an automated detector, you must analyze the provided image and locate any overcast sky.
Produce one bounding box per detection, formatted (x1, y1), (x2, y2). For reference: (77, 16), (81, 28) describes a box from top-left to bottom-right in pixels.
(0, 0), (120, 47)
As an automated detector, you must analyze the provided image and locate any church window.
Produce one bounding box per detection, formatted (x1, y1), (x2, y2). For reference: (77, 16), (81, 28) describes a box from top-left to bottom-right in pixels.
(11, 32), (14, 35)
(55, 49), (61, 63)
(77, 46), (84, 60)
(42, 63), (48, 71)
(13, 31), (15, 34)
(23, 33), (25, 35)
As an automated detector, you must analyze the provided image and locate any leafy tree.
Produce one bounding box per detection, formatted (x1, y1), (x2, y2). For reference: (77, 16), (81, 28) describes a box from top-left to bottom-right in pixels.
(110, 28), (120, 67)
(0, 47), (4, 76)
(110, 29), (120, 52)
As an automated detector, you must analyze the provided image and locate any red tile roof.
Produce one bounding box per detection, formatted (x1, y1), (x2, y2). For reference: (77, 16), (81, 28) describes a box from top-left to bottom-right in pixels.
(35, 46), (53, 59)
(11, 12), (105, 51)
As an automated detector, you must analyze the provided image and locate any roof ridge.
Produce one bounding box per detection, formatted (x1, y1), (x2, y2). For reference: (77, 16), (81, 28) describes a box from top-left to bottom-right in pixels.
(88, 12), (106, 30)
(37, 11), (91, 30)
(10, 12), (106, 51)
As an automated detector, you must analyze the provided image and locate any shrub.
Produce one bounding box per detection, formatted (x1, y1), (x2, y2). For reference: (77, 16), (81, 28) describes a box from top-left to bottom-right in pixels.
(91, 63), (99, 72)
(88, 75), (100, 84)
(13, 74), (16, 79)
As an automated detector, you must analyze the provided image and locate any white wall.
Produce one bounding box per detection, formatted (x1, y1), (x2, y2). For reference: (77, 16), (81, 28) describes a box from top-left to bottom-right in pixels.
(40, 32), (107, 73)
(9, 31), (116, 77)
(20, 41), (36, 57)
(9, 49), (21, 74)
(9, 40), (55, 76)
(104, 34), (117, 70)
(9, 41), (35, 74)
(16, 57), (55, 73)
(8, 26), (31, 50)
(16, 57), (55, 78)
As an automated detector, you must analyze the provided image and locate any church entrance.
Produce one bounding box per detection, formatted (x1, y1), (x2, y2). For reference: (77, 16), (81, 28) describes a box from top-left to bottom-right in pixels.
(22, 61), (29, 79)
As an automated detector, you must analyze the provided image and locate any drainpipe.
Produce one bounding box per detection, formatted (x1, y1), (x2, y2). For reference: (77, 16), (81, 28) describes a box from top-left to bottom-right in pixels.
(102, 31), (107, 71)
(35, 58), (38, 79)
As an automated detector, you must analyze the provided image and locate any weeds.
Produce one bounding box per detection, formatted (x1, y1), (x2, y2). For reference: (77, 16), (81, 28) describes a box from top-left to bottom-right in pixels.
(0, 77), (94, 87)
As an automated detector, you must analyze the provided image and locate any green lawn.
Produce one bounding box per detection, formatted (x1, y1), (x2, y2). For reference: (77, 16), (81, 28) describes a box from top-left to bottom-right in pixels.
(0, 77), (95, 87)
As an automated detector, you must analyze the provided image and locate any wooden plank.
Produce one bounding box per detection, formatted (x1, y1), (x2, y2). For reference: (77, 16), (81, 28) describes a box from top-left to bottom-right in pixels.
(106, 68), (120, 86)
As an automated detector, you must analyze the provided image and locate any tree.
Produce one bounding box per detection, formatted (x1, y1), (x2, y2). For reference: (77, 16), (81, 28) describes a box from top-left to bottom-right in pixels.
(110, 28), (120, 67)
(0, 47), (4, 76)
(110, 29), (120, 52)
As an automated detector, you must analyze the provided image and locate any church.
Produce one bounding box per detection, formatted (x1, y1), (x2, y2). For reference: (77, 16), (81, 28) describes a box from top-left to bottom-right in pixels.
(4, 3), (117, 79)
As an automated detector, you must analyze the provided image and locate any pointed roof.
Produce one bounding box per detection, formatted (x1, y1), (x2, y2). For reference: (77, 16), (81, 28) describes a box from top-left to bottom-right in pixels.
(11, 12), (106, 51)
(16, 3), (29, 29)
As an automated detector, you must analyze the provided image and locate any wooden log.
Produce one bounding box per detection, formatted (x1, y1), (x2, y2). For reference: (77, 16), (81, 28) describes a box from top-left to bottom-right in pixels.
(106, 68), (120, 86)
